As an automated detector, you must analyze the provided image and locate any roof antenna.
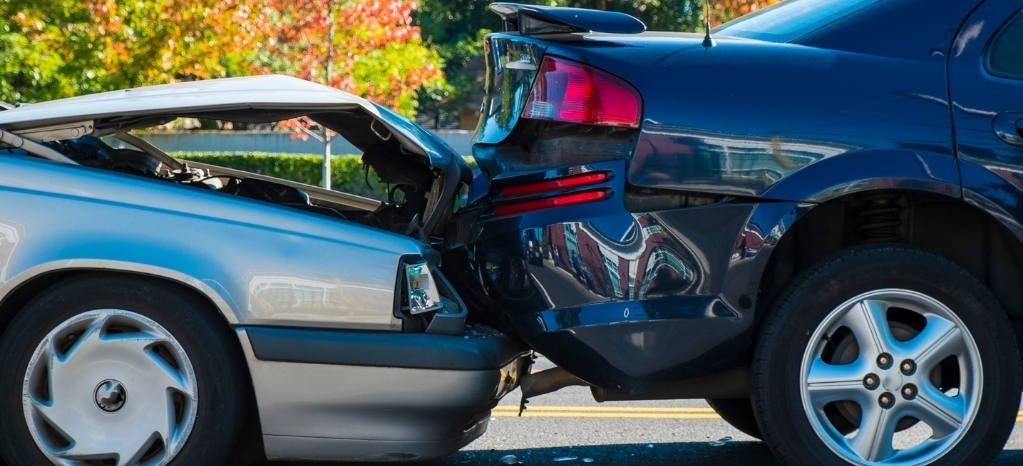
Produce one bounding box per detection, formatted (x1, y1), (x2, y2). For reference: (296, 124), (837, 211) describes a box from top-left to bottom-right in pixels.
(702, 1), (716, 48)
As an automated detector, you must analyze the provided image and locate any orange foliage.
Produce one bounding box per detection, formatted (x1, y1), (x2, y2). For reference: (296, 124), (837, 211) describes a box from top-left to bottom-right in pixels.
(712, 0), (779, 27)
(249, 0), (444, 115)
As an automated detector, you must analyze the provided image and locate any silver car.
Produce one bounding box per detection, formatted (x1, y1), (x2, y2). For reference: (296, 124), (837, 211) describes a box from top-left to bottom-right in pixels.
(0, 75), (530, 465)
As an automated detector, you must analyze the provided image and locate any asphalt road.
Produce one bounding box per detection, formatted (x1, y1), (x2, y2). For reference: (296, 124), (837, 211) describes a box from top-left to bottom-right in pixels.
(264, 357), (1023, 466)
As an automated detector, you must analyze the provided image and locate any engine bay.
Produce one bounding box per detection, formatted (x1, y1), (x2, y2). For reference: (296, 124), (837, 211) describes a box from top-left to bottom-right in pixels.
(23, 132), (441, 236)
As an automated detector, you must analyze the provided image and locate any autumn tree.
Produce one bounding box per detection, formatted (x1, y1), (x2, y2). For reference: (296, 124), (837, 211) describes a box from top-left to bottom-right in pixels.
(0, 0), (254, 103)
(415, 0), (779, 125)
(242, 0), (444, 188)
(248, 0), (444, 118)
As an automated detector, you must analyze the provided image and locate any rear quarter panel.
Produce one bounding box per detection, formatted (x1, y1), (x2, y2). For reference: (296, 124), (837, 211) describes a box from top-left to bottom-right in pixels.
(543, 35), (958, 200)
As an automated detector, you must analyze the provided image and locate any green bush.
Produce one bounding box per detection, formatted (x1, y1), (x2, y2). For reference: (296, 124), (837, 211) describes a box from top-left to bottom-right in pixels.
(173, 152), (478, 201)
(173, 152), (385, 200)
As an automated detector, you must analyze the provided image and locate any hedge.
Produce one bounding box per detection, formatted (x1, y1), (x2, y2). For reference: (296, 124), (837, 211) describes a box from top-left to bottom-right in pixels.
(173, 152), (385, 200)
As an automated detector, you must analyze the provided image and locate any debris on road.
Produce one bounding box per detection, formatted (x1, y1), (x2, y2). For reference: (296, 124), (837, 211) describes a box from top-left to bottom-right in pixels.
(709, 436), (734, 447)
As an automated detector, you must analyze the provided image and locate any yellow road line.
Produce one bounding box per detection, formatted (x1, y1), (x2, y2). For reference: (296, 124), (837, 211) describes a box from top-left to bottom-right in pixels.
(490, 407), (1023, 421)
(493, 406), (716, 413)
(492, 412), (722, 419)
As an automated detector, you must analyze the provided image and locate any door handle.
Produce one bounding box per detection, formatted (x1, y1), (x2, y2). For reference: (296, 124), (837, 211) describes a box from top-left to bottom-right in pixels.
(993, 113), (1023, 147)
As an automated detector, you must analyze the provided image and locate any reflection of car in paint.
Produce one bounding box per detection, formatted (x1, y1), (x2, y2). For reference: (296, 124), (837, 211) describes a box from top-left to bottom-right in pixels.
(443, 1), (1023, 465)
(0, 76), (531, 465)
(523, 229), (544, 266)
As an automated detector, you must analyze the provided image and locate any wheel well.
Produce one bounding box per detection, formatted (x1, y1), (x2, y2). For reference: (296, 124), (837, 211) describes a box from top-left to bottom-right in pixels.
(0, 269), (240, 336)
(759, 189), (1023, 347)
(0, 269), (266, 463)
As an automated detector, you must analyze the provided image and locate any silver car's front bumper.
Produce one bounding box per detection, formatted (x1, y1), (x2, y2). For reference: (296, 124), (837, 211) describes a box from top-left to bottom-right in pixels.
(235, 328), (530, 461)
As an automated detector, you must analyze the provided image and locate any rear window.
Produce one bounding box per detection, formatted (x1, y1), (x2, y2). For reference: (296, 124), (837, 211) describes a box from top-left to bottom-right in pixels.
(987, 11), (1023, 79)
(715, 0), (880, 43)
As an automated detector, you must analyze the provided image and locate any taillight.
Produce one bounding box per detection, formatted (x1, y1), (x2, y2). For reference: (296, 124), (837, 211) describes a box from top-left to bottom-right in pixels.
(500, 172), (610, 197)
(493, 190), (608, 216)
(522, 56), (642, 128)
(493, 170), (612, 215)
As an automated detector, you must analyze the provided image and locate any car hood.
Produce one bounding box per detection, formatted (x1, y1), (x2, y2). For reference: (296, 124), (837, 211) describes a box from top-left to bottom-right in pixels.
(0, 75), (460, 171)
(0, 75), (472, 239)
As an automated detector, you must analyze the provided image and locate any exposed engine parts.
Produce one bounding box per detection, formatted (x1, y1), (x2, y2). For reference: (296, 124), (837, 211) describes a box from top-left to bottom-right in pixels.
(46, 137), (163, 177)
(14, 135), (435, 231)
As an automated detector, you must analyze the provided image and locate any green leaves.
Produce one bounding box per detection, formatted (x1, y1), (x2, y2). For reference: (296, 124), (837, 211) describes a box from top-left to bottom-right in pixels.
(246, 0), (444, 118)
(0, 0), (444, 118)
(413, 0), (779, 123)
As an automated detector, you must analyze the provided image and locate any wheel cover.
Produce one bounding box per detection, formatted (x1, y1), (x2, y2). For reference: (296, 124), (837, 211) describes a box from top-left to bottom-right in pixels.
(22, 310), (199, 466)
(799, 289), (982, 465)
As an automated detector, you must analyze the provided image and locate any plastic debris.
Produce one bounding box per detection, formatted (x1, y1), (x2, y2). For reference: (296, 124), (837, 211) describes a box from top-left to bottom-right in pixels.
(582, 459), (595, 463)
(553, 456), (578, 462)
(646, 444), (654, 448)
(709, 436), (733, 447)
(500, 454), (522, 464)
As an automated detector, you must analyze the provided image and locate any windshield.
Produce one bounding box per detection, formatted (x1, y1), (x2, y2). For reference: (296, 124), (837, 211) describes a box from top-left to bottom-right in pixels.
(715, 0), (881, 43)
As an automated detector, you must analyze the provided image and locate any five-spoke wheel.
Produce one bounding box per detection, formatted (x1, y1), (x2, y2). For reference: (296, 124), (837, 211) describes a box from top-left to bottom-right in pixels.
(800, 289), (981, 464)
(752, 245), (1021, 466)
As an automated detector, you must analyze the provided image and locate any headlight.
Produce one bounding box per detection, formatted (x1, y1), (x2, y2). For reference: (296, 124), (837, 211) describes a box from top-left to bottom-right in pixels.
(406, 262), (443, 315)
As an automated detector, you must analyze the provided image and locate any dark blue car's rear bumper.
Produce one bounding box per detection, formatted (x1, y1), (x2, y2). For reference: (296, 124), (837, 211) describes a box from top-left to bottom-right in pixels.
(447, 162), (806, 393)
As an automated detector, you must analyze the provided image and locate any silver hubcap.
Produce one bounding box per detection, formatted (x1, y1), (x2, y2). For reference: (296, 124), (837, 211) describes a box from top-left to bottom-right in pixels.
(800, 289), (982, 465)
(22, 310), (198, 466)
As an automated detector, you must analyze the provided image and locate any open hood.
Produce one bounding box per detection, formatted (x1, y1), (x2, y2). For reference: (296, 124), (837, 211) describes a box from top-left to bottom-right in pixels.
(0, 75), (471, 240)
(0, 75), (460, 170)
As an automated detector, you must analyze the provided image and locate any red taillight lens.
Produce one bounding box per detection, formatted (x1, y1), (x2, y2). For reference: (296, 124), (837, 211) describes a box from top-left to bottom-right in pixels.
(522, 56), (641, 128)
(493, 190), (608, 216)
(500, 172), (610, 197)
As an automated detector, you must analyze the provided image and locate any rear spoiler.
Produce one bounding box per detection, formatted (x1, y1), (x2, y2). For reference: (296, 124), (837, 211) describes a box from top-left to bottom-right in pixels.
(489, 3), (646, 35)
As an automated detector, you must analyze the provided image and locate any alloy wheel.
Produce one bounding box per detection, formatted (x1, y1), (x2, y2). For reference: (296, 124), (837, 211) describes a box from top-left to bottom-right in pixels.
(799, 289), (982, 465)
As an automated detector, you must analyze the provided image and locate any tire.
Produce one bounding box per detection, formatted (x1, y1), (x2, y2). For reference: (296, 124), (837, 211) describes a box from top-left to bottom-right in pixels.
(0, 274), (247, 466)
(751, 244), (1022, 466)
(707, 398), (763, 440)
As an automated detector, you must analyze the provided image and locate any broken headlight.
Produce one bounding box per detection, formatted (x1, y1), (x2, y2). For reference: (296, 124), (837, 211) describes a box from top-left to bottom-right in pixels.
(405, 262), (443, 315)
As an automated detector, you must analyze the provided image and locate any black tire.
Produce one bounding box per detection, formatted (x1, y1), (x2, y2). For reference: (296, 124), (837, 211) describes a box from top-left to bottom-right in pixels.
(707, 398), (763, 440)
(752, 244), (1021, 466)
(0, 274), (247, 465)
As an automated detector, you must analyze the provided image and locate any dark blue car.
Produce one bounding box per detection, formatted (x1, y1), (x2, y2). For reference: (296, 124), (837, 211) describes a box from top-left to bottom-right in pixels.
(445, 1), (1023, 464)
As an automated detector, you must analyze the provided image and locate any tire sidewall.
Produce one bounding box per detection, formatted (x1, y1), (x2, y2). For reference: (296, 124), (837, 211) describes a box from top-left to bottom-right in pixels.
(755, 246), (1021, 466)
(0, 275), (243, 466)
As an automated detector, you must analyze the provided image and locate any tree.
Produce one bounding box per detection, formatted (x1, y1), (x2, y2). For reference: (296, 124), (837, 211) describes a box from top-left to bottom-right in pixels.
(245, 0), (445, 188)
(414, 0), (778, 127)
(1, 0), (103, 102)
(0, 0), (253, 103)
(1, 0), (444, 122)
(248, 0), (444, 118)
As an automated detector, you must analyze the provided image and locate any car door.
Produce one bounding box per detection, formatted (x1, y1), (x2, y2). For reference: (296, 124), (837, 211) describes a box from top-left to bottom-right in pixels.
(951, 1), (1023, 226)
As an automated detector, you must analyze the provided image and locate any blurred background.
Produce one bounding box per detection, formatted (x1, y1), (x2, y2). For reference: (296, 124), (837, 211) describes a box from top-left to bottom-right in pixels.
(1, 0), (777, 197)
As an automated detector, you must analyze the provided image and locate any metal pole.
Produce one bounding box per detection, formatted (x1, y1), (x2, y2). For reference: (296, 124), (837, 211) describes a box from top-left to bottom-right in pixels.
(322, 0), (335, 189)
(322, 129), (332, 190)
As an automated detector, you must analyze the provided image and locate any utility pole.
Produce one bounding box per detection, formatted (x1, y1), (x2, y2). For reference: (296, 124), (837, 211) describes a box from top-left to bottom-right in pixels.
(322, 0), (336, 190)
